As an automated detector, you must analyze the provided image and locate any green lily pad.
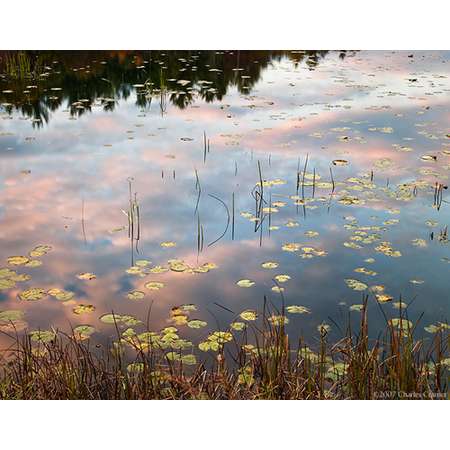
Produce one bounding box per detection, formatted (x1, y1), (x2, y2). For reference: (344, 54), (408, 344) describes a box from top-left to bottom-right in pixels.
(29, 330), (56, 343)
(0, 310), (24, 322)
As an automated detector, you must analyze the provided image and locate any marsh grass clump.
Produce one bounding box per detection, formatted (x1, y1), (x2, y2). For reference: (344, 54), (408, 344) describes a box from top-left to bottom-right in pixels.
(0, 299), (447, 400)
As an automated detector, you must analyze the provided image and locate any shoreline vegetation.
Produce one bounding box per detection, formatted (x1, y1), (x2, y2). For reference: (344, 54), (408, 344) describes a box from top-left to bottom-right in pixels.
(0, 299), (448, 400)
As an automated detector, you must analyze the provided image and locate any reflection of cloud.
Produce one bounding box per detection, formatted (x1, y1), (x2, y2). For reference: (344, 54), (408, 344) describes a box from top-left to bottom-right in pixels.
(1, 51), (450, 346)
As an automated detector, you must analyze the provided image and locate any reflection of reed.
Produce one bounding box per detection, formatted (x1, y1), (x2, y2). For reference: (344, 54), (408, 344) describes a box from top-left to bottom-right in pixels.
(433, 182), (446, 211)
(4, 51), (42, 80)
(81, 199), (87, 244)
(124, 178), (140, 264)
(203, 131), (210, 164)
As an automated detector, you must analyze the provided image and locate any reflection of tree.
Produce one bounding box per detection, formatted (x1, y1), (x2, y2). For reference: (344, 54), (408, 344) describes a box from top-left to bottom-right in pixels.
(0, 50), (346, 126)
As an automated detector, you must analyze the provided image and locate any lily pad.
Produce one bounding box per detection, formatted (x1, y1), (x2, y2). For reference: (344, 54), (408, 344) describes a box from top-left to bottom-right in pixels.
(274, 274), (291, 283)
(0, 310), (24, 322)
(160, 241), (176, 248)
(261, 261), (279, 269)
(144, 281), (165, 290)
(345, 279), (368, 291)
(286, 305), (311, 314)
(19, 288), (47, 301)
(240, 310), (257, 321)
(73, 304), (95, 315)
(29, 330), (56, 343)
(77, 272), (96, 280)
(73, 325), (96, 340)
(187, 320), (207, 329)
(7, 256), (30, 266)
(236, 279), (255, 288)
(29, 245), (52, 257)
(127, 290), (145, 300)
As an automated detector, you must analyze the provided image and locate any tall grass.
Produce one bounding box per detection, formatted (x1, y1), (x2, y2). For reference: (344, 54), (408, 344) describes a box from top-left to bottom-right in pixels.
(0, 300), (447, 399)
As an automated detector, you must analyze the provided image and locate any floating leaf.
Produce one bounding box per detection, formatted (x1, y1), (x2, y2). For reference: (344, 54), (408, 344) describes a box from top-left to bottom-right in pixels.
(126, 266), (144, 275)
(149, 265), (168, 273)
(181, 354), (197, 365)
(0, 278), (16, 290)
(19, 288), (47, 301)
(240, 310), (257, 321)
(187, 320), (207, 329)
(25, 260), (42, 268)
(376, 294), (393, 303)
(209, 331), (233, 344)
(180, 304), (197, 312)
(144, 281), (165, 290)
(392, 302), (408, 309)
(411, 238), (427, 248)
(168, 260), (189, 272)
(375, 241), (401, 258)
(349, 304), (364, 312)
(274, 274), (291, 283)
(77, 272), (96, 280)
(285, 221), (299, 228)
(230, 321), (246, 331)
(236, 279), (255, 288)
(7, 256), (30, 266)
(345, 279), (368, 291)
(73, 304), (95, 315)
(282, 242), (301, 252)
(73, 325), (95, 340)
(135, 259), (151, 267)
(424, 322), (449, 333)
(286, 305), (311, 314)
(269, 315), (289, 326)
(48, 288), (74, 302)
(100, 313), (122, 324)
(354, 267), (377, 276)
(100, 313), (141, 327)
(0, 310), (24, 322)
(160, 241), (176, 248)
(261, 261), (279, 269)
(389, 318), (412, 332)
(127, 290), (145, 300)
(29, 245), (52, 257)
(164, 351), (180, 362)
(271, 286), (284, 293)
(29, 330), (56, 343)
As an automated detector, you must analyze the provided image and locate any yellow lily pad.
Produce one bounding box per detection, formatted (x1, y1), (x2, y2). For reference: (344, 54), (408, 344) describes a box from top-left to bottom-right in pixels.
(144, 281), (165, 290)
(236, 279), (255, 288)
(127, 290), (145, 300)
(19, 288), (47, 301)
(73, 304), (95, 315)
(7, 256), (30, 266)
(77, 272), (96, 280)
(240, 310), (257, 321)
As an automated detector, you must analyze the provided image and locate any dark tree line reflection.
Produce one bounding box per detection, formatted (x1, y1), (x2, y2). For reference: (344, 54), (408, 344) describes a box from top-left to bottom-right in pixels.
(0, 50), (352, 127)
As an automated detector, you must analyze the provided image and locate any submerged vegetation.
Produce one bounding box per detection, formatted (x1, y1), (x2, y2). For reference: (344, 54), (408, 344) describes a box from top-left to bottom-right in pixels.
(0, 298), (447, 399)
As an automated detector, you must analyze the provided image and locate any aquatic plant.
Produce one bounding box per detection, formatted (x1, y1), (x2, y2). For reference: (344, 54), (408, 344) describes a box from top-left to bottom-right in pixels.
(0, 299), (447, 399)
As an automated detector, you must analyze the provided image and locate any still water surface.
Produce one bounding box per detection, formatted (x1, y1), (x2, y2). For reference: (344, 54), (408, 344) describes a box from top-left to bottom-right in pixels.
(0, 50), (449, 347)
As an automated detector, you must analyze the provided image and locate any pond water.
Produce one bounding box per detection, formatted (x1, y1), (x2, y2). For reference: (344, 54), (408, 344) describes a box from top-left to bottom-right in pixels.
(0, 50), (449, 349)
